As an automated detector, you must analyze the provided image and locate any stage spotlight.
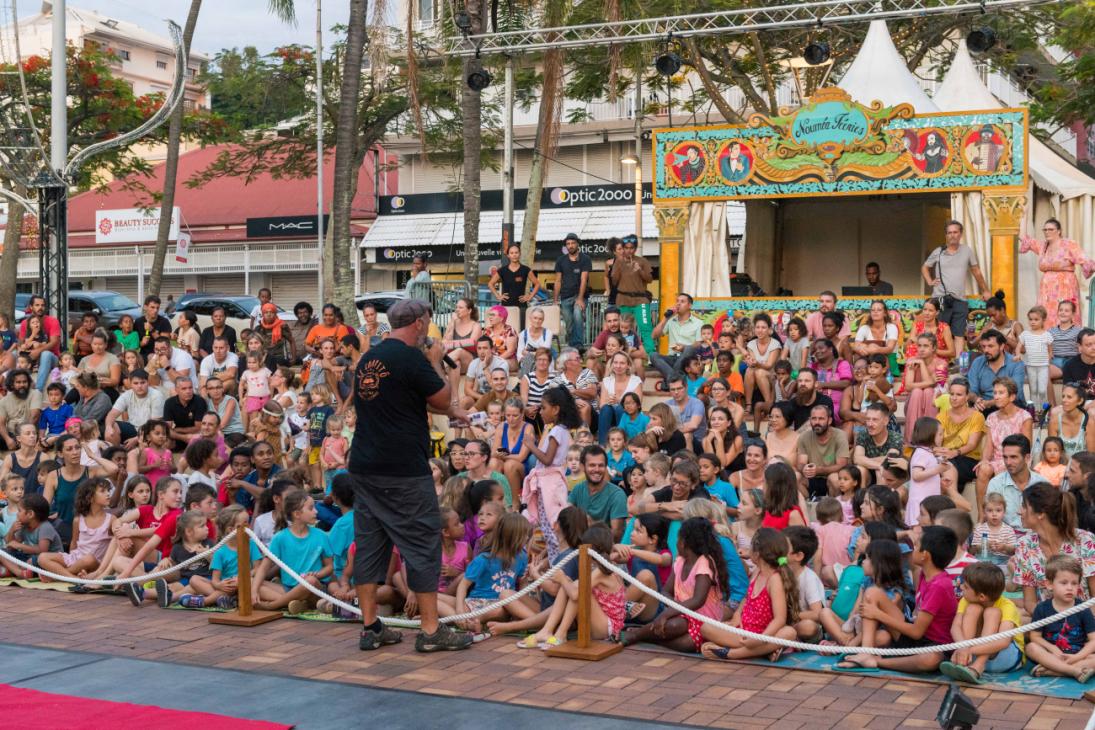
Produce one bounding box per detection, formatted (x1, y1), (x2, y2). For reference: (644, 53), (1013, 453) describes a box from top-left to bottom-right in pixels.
(654, 51), (682, 77)
(803, 40), (830, 66)
(966, 27), (997, 53)
(936, 685), (980, 730)
(454, 10), (471, 31)
(467, 68), (492, 91)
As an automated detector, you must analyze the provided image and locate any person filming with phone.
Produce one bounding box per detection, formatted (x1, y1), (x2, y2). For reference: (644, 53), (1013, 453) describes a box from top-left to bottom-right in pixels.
(650, 292), (704, 390)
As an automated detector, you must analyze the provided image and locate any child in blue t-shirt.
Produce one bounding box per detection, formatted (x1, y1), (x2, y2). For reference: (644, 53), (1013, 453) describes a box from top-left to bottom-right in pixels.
(251, 490), (333, 613)
(209, 505), (261, 610)
(306, 385), (335, 490)
(320, 474), (357, 618)
(698, 453), (739, 520)
(440, 512), (529, 633)
(605, 428), (635, 486)
(38, 383), (73, 449)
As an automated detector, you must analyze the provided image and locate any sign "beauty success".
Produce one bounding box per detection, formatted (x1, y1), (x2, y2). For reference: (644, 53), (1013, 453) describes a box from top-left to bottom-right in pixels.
(95, 207), (180, 244)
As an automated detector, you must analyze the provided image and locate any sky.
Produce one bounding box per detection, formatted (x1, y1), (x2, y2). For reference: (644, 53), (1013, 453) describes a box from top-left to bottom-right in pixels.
(53, 1), (351, 57)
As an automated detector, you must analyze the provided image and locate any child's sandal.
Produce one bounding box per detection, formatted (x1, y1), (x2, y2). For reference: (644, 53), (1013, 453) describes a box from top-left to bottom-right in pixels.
(539, 636), (562, 649)
(516, 635), (540, 649)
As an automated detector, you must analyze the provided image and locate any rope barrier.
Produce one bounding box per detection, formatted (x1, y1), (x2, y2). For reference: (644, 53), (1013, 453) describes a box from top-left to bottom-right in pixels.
(244, 528), (579, 627)
(587, 549), (1095, 656)
(0, 530), (237, 587)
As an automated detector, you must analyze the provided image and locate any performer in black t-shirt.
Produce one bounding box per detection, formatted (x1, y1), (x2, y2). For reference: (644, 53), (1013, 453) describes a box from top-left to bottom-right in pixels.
(489, 243), (541, 329)
(350, 298), (473, 653)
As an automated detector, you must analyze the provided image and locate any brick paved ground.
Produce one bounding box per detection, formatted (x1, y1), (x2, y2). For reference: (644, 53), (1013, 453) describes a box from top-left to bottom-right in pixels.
(1, 586), (1090, 729)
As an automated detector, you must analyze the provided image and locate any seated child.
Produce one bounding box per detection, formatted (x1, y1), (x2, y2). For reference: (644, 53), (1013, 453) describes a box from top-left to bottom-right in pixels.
(37, 477), (114, 579)
(935, 508), (978, 598)
(564, 445), (585, 492)
(38, 383), (72, 449)
(0, 493), (61, 577)
(442, 512), (534, 632)
(621, 517), (730, 654)
(0, 474), (24, 540)
(1025, 555), (1095, 682)
(697, 526), (797, 661)
(209, 504), (260, 610)
(784, 526), (826, 642)
(820, 538), (908, 647)
(939, 562), (1023, 683)
(1032, 436), (1066, 487)
(321, 474), (357, 609)
(813, 497), (856, 588)
(251, 489), (333, 613)
(970, 493), (1017, 567)
(523, 523), (626, 648)
(153, 510), (228, 609)
(836, 526), (958, 673)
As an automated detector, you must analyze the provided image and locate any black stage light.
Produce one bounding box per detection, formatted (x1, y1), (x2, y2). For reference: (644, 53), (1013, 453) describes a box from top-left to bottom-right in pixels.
(936, 685), (980, 730)
(467, 68), (492, 91)
(967, 27), (997, 53)
(654, 51), (682, 76)
(454, 10), (471, 31)
(803, 40), (831, 66)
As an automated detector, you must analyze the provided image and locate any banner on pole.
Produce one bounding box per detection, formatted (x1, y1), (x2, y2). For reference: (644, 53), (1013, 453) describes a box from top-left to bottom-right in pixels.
(174, 232), (191, 263)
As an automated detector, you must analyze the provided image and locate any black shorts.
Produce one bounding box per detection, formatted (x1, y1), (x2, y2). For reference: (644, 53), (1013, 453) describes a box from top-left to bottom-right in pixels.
(940, 297), (969, 339)
(350, 471), (441, 594)
(807, 477), (829, 500)
(893, 634), (953, 659)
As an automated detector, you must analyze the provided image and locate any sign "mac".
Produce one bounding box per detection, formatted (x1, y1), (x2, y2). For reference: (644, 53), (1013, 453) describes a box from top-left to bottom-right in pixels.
(246, 215), (330, 238)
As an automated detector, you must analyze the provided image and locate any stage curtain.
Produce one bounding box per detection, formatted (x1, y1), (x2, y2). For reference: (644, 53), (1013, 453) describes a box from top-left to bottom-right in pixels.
(683, 201), (734, 298)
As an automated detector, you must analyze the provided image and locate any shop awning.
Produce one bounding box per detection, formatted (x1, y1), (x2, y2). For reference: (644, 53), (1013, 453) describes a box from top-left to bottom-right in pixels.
(360, 202), (745, 249)
(360, 204), (660, 249)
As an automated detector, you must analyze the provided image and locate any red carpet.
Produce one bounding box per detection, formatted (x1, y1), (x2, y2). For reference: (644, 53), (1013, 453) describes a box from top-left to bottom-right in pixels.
(0, 684), (292, 729)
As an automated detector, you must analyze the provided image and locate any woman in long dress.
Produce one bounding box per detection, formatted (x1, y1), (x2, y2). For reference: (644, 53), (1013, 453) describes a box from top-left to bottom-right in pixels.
(1020, 218), (1094, 328)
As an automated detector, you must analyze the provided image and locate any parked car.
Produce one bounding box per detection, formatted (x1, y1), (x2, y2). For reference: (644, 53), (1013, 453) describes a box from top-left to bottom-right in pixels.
(12, 292), (30, 323)
(177, 294), (294, 334)
(165, 291), (226, 316)
(68, 290), (144, 330)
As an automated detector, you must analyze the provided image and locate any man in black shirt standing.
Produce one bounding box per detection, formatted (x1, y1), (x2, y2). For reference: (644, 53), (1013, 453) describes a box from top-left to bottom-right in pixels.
(553, 233), (592, 349)
(350, 298), (472, 653)
(134, 295), (172, 358)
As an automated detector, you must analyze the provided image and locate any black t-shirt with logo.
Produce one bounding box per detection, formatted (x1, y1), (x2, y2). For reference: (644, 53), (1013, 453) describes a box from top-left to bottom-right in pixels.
(553, 253), (593, 299)
(1063, 356), (1095, 399)
(350, 339), (444, 477)
(134, 314), (172, 357)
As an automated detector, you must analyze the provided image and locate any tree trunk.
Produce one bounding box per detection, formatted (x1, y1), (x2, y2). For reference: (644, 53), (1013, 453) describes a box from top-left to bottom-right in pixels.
(0, 190), (27, 317)
(460, 0), (488, 288)
(330, 0), (368, 316)
(518, 47), (563, 268)
(148, 0), (201, 297)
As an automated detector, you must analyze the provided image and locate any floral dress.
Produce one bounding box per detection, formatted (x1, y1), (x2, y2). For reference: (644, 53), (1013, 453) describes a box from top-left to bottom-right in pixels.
(1012, 529), (1095, 602)
(904, 319), (949, 359)
(1020, 236), (1095, 328)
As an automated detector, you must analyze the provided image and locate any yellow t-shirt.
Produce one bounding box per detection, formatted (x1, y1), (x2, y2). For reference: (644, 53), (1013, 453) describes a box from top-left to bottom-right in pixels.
(957, 595), (1024, 653)
(935, 400), (986, 461)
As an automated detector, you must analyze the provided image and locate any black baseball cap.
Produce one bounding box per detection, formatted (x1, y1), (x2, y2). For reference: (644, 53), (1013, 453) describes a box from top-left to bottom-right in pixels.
(564, 233), (580, 243)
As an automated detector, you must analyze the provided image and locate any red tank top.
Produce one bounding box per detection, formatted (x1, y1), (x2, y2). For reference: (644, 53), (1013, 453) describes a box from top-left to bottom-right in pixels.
(761, 505), (806, 531)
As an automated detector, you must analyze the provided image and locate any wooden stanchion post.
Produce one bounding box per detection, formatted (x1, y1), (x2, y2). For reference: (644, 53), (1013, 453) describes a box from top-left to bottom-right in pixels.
(210, 528), (282, 627)
(544, 544), (623, 661)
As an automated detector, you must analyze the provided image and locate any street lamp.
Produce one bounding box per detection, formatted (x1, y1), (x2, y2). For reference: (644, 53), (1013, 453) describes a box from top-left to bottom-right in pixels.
(621, 153), (642, 240)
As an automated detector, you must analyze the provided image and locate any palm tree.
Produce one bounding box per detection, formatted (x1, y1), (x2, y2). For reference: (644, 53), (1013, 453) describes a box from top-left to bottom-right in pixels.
(461, 0), (489, 287)
(328, 0), (368, 315)
(147, 0), (204, 297)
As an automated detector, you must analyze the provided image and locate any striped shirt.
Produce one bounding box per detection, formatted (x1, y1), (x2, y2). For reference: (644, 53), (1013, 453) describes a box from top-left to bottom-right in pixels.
(1050, 325), (1083, 359)
(971, 521), (1018, 565)
(522, 373), (552, 408)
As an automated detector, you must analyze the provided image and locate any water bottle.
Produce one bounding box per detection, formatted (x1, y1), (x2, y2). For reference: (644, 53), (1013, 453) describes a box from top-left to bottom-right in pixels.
(1042, 402), (1051, 427)
(979, 530), (991, 561)
(958, 351), (970, 375)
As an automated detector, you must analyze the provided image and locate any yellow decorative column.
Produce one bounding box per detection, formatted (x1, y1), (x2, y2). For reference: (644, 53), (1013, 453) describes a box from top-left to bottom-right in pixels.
(981, 187), (1027, 310)
(653, 202), (690, 354)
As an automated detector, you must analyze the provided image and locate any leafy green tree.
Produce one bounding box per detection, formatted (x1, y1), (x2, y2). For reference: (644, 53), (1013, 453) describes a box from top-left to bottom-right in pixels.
(1030, 0), (1095, 128)
(202, 46), (313, 132)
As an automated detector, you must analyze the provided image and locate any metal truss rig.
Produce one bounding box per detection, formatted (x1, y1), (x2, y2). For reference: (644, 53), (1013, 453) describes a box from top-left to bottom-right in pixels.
(445, 0), (1062, 56)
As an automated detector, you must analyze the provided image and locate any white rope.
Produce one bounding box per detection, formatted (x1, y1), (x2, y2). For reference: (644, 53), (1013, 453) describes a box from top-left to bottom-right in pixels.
(588, 549), (1095, 656)
(245, 528), (579, 627)
(0, 530), (237, 586)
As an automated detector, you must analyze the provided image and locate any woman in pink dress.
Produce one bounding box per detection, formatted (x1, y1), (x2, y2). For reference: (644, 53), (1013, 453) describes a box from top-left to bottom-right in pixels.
(974, 377), (1033, 507)
(1020, 218), (1094, 327)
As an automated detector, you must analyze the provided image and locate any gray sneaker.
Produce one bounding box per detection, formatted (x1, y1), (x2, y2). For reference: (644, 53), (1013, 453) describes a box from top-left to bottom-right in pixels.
(359, 623), (403, 651)
(415, 624), (473, 653)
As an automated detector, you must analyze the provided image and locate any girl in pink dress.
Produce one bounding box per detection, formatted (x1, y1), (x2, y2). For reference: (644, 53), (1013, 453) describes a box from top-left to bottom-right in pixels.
(37, 478), (114, 578)
(1020, 218), (1094, 328)
(700, 527), (800, 662)
(138, 421), (175, 488)
(620, 517), (729, 652)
